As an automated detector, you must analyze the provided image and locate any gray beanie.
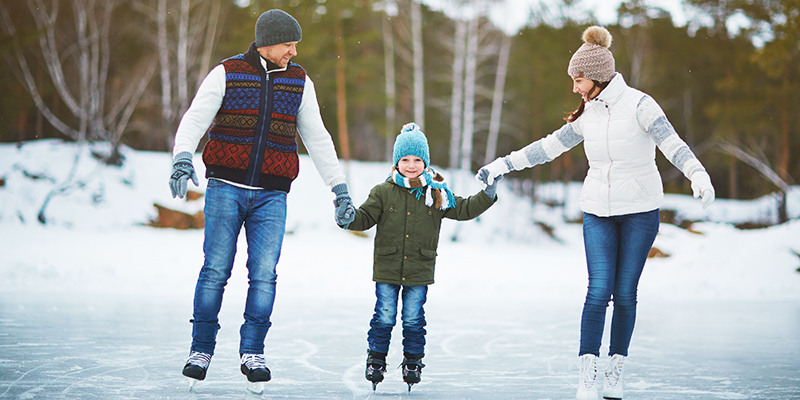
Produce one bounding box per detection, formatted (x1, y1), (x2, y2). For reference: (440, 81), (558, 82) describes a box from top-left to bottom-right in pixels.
(567, 26), (615, 82)
(255, 9), (302, 47)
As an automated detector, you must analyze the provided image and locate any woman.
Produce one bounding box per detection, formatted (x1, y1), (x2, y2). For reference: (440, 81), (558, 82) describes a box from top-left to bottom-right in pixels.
(476, 26), (714, 400)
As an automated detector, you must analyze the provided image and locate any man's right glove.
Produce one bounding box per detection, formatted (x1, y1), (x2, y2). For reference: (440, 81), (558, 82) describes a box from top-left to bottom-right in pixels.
(169, 151), (199, 199)
(476, 157), (511, 186)
(332, 183), (356, 228)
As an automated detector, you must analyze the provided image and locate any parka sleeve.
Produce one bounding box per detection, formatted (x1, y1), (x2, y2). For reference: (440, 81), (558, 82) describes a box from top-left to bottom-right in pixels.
(347, 184), (385, 231)
(443, 190), (496, 221)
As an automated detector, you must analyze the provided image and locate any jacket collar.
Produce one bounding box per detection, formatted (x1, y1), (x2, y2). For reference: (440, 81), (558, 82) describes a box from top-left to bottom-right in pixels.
(244, 42), (289, 74)
(593, 72), (626, 105)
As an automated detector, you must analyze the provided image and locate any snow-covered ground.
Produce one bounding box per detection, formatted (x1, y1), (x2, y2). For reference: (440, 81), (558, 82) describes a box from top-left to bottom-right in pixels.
(1, 140), (799, 399)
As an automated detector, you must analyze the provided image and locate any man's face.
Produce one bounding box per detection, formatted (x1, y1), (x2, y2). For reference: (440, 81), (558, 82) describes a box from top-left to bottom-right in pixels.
(257, 42), (298, 68)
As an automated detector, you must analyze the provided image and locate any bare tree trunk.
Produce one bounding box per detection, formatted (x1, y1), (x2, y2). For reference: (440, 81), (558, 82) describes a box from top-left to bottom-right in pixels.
(484, 34), (511, 164)
(198, 0), (221, 80)
(410, 0), (424, 127)
(157, 0), (173, 126)
(449, 18), (466, 170)
(382, 12), (396, 163)
(459, 15), (478, 171)
(335, 14), (350, 161)
(177, 0), (191, 114)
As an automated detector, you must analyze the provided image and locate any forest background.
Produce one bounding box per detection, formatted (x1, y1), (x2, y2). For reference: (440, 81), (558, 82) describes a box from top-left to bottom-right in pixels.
(1, 0), (798, 222)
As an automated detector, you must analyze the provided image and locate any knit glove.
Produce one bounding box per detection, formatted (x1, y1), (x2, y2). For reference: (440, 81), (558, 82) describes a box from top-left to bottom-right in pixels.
(169, 151), (199, 199)
(332, 183), (356, 228)
(476, 157), (511, 186)
(690, 170), (715, 209)
(483, 175), (502, 200)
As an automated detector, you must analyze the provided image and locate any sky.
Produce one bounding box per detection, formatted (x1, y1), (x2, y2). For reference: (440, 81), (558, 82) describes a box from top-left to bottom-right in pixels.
(424, 0), (689, 35)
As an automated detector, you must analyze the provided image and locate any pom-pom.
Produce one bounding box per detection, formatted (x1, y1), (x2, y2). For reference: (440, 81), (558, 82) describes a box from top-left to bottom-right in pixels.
(582, 26), (612, 49)
(401, 122), (420, 134)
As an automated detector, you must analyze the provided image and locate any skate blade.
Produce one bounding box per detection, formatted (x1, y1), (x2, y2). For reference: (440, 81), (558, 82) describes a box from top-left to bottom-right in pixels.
(187, 377), (200, 391)
(247, 381), (264, 394)
(407, 383), (414, 392)
(371, 381), (378, 391)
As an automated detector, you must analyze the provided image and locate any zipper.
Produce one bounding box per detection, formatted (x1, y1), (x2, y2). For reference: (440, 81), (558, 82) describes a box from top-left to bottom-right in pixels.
(246, 71), (276, 187)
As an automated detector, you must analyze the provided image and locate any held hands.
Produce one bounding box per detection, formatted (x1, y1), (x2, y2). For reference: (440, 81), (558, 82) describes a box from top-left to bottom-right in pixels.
(332, 183), (356, 228)
(475, 157), (511, 186)
(169, 151), (199, 199)
(690, 171), (715, 209)
(483, 175), (502, 200)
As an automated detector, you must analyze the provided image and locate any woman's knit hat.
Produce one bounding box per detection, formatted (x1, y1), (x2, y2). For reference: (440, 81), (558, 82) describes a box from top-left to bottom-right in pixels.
(255, 9), (302, 47)
(393, 122), (430, 167)
(567, 26), (615, 82)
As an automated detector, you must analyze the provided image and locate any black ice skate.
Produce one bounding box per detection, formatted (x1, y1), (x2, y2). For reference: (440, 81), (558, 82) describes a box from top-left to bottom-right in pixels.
(400, 353), (425, 392)
(365, 350), (387, 391)
(240, 353), (271, 394)
(182, 351), (211, 390)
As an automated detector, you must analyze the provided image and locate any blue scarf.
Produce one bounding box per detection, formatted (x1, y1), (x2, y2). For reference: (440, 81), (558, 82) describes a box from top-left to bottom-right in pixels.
(391, 167), (456, 210)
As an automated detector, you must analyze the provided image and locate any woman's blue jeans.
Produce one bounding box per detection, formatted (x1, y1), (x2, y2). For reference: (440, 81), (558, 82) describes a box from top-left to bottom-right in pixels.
(579, 210), (659, 357)
(367, 283), (428, 355)
(190, 179), (287, 356)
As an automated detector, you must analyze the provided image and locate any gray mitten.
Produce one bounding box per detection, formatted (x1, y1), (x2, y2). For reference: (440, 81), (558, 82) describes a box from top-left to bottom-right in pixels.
(332, 183), (356, 228)
(483, 175), (502, 200)
(169, 151), (199, 199)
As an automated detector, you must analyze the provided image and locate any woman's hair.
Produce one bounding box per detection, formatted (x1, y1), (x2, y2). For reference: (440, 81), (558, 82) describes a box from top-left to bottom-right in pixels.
(564, 79), (610, 123)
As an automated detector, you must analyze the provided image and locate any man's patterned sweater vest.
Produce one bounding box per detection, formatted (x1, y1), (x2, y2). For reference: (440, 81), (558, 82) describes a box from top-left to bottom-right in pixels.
(202, 46), (306, 192)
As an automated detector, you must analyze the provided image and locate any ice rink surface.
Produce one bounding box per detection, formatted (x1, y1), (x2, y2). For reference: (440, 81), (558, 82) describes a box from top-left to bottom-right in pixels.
(1, 291), (798, 400)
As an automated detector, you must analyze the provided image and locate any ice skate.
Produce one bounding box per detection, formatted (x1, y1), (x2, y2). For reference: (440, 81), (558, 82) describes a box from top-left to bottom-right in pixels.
(603, 354), (625, 399)
(182, 351), (211, 390)
(365, 350), (387, 391)
(399, 353), (425, 392)
(240, 353), (271, 394)
(576, 354), (598, 400)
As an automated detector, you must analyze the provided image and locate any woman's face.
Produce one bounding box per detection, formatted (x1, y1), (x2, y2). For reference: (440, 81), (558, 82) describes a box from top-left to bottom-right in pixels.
(397, 156), (425, 179)
(572, 76), (600, 102)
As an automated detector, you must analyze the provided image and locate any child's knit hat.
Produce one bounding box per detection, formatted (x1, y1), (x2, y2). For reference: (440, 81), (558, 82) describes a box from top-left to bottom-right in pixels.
(392, 122), (430, 167)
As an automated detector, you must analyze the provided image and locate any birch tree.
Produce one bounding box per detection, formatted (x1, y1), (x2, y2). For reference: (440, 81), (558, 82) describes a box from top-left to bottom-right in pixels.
(410, 0), (425, 127)
(381, 2), (398, 162)
(448, 18), (467, 170)
(484, 34), (511, 164)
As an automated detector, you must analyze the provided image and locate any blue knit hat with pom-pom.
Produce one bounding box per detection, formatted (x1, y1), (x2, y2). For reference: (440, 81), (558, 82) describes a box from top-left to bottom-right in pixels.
(393, 122), (430, 167)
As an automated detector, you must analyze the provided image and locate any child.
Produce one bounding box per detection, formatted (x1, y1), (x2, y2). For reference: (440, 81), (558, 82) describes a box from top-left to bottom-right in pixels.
(341, 122), (498, 391)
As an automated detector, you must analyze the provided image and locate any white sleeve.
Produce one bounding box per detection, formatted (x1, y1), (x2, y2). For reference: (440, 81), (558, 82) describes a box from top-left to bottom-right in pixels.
(506, 123), (584, 171)
(296, 76), (347, 188)
(637, 95), (706, 179)
(172, 64), (226, 157)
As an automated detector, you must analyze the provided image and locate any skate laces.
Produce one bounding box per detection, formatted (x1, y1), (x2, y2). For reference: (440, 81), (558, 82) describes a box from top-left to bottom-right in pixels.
(186, 351), (211, 369)
(604, 354), (625, 388)
(578, 354), (597, 389)
(241, 353), (268, 370)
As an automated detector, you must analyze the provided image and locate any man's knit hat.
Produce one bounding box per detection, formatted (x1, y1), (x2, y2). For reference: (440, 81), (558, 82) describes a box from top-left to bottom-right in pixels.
(255, 9), (302, 47)
(567, 26), (615, 82)
(393, 122), (430, 167)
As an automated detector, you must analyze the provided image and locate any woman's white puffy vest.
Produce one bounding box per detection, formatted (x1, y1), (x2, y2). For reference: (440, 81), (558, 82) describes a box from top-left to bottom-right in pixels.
(575, 74), (663, 217)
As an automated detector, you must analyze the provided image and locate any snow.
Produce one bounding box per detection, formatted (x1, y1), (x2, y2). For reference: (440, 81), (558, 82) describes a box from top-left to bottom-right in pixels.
(1, 139), (799, 399)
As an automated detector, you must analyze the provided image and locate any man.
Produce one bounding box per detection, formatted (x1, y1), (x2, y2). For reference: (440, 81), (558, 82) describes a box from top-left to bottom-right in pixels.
(168, 9), (355, 390)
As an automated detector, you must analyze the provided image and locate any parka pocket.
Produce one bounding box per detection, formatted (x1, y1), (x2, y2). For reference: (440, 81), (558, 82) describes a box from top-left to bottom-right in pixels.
(376, 246), (398, 256)
(419, 248), (437, 259)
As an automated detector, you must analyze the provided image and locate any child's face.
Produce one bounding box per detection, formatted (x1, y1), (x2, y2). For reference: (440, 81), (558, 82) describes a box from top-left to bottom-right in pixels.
(397, 156), (425, 179)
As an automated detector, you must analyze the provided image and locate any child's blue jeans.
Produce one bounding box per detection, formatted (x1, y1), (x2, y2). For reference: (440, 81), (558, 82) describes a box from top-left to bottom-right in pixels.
(367, 283), (428, 355)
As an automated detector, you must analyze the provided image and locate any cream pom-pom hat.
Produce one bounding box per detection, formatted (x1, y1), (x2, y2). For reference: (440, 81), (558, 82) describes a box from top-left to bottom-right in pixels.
(567, 26), (615, 82)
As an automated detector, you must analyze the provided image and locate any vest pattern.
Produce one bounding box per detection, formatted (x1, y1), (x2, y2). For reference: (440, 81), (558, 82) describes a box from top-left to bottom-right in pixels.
(202, 53), (306, 189)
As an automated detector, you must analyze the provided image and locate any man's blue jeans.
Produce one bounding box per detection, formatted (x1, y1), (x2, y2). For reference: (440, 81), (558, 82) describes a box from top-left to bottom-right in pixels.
(580, 210), (659, 357)
(367, 283), (428, 355)
(190, 179), (287, 356)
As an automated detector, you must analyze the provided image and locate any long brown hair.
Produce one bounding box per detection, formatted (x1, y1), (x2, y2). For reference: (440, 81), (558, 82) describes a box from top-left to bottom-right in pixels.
(564, 80), (610, 122)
